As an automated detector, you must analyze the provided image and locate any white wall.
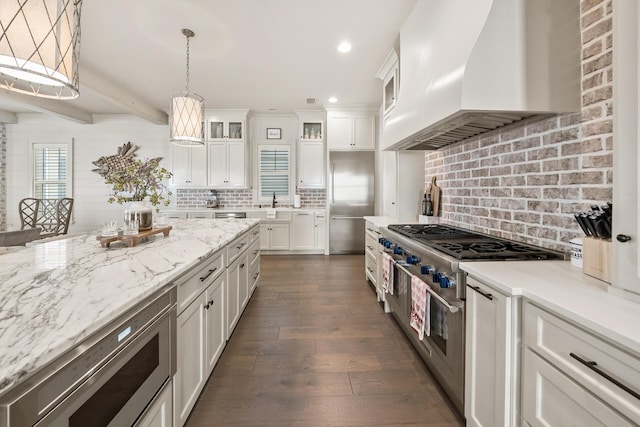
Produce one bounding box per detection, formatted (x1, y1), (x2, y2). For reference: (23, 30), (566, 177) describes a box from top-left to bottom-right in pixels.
(6, 114), (170, 232)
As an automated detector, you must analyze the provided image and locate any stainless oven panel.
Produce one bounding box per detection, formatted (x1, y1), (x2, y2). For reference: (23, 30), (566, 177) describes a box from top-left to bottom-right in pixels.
(2, 288), (176, 427)
(33, 308), (173, 427)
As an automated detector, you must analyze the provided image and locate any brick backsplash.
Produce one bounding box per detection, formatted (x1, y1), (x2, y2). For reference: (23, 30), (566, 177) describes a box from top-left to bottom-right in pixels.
(424, 0), (612, 253)
(176, 188), (326, 209)
(0, 124), (5, 231)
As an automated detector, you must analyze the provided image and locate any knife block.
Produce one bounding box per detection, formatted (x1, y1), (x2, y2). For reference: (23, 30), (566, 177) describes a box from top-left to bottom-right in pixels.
(582, 237), (611, 283)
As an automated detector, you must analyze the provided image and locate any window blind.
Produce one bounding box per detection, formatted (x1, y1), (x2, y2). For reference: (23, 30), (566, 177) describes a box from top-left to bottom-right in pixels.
(33, 144), (68, 199)
(258, 146), (289, 197)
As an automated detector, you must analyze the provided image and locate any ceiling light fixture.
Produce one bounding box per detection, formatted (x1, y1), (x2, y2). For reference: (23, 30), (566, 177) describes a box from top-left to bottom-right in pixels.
(0, 0), (83, 99)
(170, 28), (205, 146)
(328, 97), (338, 103)
(337, 41), (352, 53)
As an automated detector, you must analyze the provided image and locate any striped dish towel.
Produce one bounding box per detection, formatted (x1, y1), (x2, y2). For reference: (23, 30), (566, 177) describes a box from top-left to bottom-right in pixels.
(381, 252), (394, 295)
(410, 275), (431, 340)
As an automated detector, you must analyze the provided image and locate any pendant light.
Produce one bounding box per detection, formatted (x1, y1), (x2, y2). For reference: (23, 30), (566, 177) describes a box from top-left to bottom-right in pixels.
(0, 0), (83, 99)
(170, 28), (205, 146)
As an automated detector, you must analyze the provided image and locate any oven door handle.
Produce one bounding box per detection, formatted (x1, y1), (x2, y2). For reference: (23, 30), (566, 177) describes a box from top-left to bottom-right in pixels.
(394, 261), (461, 313)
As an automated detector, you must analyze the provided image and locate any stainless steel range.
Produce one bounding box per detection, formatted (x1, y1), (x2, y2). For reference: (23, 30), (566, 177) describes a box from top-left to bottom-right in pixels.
(379, 224), (564, 415)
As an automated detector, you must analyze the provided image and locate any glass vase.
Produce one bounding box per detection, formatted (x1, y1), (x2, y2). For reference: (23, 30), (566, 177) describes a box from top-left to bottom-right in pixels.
(125, 201), (153, 231)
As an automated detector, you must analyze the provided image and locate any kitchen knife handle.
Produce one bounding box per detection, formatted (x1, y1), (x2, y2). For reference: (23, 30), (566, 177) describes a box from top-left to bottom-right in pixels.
(617, 234), (632, 243)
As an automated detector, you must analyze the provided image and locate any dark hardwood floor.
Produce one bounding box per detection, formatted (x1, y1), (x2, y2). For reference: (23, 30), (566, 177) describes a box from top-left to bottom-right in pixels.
(186, 255), (465, 427)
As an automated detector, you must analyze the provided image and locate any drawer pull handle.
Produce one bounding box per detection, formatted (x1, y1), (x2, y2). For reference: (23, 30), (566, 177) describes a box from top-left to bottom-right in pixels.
(569, 352), (640, 400)
(237, 243), (246, 249)
(366, 267), (374, 273)
(254, 273), (259, 280)
(253, 250), (259, 255)
(240, 263), (245, 268)
(204, 299), (215, 310)
(367, 245), (373, 250)
(199, 268), (217, 281)
(469, 285), (493, 301)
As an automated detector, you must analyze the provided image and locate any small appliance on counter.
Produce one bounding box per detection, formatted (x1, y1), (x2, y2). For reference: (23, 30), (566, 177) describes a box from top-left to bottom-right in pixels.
(206, 190), (219, 208)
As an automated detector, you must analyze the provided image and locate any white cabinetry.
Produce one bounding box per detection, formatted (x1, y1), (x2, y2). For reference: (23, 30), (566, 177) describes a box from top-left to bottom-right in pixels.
(171, 145), (207, 187)
(314, 211), (326, 251)
(138, 381), (172, 427)
(612, 1), (640, 299)
(376, 48), (399, 122)
(260, 223), (290, 250)
(207, 141), (246, 188)
(292, 211), (314, 250)
(364, 221), (381, 297)
(296, 111), (326, 189)
(465, 276), (517, 427)
(207, 110), (247, 141)
(298, 141), (325, 188)
(521, 302), (640, 426)
(382, 151), (425, 221)
(173, 227), (257, 427)
(327, 110), (376, 150)
(206, 109), (248, 189)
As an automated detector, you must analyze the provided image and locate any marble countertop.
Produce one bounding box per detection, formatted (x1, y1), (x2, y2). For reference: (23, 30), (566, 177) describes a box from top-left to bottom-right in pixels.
(0, 218), (259, 396)
(165, 207), (326, 213)
(461, 261), (640, 356)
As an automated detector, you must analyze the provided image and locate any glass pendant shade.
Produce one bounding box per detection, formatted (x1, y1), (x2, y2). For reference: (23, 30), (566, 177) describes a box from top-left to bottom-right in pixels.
(169, 91), (204, 146)
(0, 0), (82, 99)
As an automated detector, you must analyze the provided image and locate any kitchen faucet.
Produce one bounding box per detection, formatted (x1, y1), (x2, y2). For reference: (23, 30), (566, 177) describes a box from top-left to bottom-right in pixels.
(272, 192), (277, 208)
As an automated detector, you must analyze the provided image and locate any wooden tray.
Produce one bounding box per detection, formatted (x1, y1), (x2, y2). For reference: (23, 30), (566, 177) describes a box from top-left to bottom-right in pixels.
(97, 226), (172, 248)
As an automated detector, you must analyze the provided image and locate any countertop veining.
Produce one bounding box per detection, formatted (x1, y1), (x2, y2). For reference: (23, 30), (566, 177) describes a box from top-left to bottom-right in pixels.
(0, 218), (258, 397)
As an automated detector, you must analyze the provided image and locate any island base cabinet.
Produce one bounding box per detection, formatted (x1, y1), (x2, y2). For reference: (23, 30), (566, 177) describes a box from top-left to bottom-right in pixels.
(174, 293), (206, 427)
(205, 276), (226, 375)
(226, 253), (248, 339)
(137, 380), (172, 427)
(522, 348), (636, 427)
(174, 273), (226, 427)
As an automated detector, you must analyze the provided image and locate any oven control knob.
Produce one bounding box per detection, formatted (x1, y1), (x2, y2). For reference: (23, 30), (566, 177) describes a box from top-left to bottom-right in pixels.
(421, 265), (433, 275)
(433, 272), (442, 283)
(394, 247), (404, 255)
(440, 276), (451, 288)
(384, 241), (392, 248)
(378, 237), (384, 245)
(406, 255), (419, 264)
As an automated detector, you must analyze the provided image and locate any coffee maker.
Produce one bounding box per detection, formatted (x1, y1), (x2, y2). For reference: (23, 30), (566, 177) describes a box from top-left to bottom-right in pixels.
(206, 190), (219, 208)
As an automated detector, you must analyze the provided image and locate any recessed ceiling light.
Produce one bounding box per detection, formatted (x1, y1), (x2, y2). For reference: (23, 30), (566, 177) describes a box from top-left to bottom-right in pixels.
(337, 41), (352, 53)
(328, 97), (338, 103)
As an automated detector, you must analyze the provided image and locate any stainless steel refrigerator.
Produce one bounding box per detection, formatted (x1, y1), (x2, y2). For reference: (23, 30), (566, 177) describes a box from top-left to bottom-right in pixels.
(329, 151), (375, 254)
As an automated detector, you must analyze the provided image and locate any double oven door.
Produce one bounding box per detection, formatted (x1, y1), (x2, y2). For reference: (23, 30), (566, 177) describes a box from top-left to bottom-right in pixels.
(390, 261), (465, 414)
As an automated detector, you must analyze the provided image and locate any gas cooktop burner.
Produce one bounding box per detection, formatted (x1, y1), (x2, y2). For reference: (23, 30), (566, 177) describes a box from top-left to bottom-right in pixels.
(387, 224), (564, 261)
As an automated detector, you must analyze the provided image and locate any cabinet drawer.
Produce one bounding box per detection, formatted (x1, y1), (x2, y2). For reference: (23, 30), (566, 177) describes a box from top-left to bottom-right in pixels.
(524, 302), (640, 423)
(522, 348), (635, 427)
(176, 249), (224, 314)
(365, 251), (377, 284)
(249, 225), (260, 243)
(365, 222), (381, 239)
(365, 233), (378, 258)
(249, 239), (260, 266)
(249, 261), (260, 291)
(227, 232), (249, 266)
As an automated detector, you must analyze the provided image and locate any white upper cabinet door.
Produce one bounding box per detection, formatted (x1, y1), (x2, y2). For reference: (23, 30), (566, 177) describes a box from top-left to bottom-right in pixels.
(382, 151), (398, 218)
(612, 0), (640, 300)
(353, 116), (375, 150)
(327, 115), (352, 150)
(227, 141), (245, 188)
(207, 142), (228, 187)
(171, 145), (207, 187)
(327, 110), (376, 150)
(298, 141), (325, 188)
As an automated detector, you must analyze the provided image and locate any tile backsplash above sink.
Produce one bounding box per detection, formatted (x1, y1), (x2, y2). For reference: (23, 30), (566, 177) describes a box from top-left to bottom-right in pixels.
(176, 188), (326, 210)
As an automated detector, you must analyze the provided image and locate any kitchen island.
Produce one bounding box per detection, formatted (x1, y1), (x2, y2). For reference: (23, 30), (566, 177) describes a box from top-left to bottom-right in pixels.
(0, 218), (258, 401)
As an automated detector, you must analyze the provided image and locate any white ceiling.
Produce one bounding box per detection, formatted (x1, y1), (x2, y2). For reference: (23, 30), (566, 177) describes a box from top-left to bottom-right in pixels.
(0, 0), (417, 122)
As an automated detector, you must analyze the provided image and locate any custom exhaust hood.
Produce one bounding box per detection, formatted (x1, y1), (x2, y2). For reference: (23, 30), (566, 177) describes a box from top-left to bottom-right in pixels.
(381, 0), (581, 151)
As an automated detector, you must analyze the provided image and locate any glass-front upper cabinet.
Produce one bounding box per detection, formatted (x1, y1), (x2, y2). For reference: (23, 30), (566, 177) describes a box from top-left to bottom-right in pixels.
(301, 122), (323, 141)
(376, 48), (399, 120)
(206, 111), (248, 141)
